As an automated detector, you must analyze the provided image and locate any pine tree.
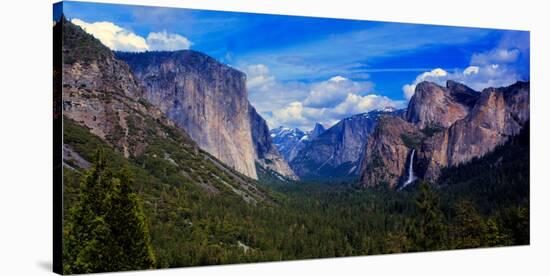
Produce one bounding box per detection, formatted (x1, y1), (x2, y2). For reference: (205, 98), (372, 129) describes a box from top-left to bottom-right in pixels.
(413, 181), (446, 251)
(451, 200), (487, 249)
(65, 150), (156, 274)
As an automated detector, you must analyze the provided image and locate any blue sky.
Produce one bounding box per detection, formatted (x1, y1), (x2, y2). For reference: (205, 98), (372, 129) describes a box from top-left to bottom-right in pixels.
(57, 1), (530, 130)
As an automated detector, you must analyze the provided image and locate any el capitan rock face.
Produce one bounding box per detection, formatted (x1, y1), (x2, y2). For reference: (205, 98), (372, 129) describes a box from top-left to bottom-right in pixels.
(117, 51), (258, 179)
(360, 80), (529, 188)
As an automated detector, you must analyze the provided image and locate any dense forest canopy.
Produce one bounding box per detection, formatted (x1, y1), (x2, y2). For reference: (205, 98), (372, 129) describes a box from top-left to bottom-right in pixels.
(62, 116), (529, 272)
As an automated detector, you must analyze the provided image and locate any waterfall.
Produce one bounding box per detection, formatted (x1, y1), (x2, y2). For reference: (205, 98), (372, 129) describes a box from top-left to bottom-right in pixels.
(399, 149), (417, 190)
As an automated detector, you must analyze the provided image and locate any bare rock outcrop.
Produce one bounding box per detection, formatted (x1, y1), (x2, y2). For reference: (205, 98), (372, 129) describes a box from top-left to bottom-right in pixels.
(419, 81), (529, 180)
(249, 105), (298, 180)
(360, 80), (529, 188)
(359, 116), (424, 188)
(117, 51), (258, 179)
(60, 17), (177, 158)
(405, 81), (475, 129)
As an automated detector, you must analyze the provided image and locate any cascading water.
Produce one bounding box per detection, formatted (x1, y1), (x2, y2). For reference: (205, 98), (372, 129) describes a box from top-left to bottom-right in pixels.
(399, 149), (417, 190)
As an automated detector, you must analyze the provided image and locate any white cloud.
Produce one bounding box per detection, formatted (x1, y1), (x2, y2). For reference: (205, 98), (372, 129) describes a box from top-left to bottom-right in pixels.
(146, 31), (191, 51)
(304, 75), (374, 108)
(402, 68), (448, 99)
(402, 42), (527, 99)
(403, 64), (522, 98)
(244, 64), (276, 92)
(269, 93), (402, 130)
(471, 48), (520, 65)
(463, 66), (480, 75)
(254, 72), (402, 130)
(242, 64), (403, 130)
(71, 18), (191, 52)
(330, 94), (401, 117)
(272, 102), (311, 128)
(72, 18), (149, 52)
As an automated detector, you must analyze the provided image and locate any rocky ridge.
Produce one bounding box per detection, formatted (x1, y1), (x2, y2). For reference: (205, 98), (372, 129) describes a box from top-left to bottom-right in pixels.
(249, 105), (298, 180)
(360, 80), (529, 188)
(290, 108), (399, 179)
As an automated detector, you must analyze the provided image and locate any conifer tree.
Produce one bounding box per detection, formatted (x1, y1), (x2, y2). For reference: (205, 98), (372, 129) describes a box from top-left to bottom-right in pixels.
(65, 150), (155, 274)
(414, 181), (446, 251)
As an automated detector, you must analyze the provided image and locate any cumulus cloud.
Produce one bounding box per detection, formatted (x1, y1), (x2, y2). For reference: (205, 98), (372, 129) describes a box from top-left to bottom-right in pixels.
(330, 94), (400, 117)
(71, 18), (191, 52)
(402, 68), (448, 99)
(146, 31), (191, 51)
(242, 64), (311, 127)
(245, 64), (276, 92)
(402, 64), (522, 99)
(243, 66), (403, 130)
(271, 102), (312, 128)
(303, 76), (374, 108)
(243, 63), (403, 129)
(471, 48), (520, 65)
(72, 18), (149, 52)
(402, 36), (529, 99)
(270, 92), (402, 130)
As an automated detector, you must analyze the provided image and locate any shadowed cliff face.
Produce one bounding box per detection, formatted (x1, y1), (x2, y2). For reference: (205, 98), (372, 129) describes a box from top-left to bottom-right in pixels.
(290, 109), (397, 180)
(359, 116), (424, 188)
(249, 105), (298, 180)
(117, 51), (258, 179)
(360, 80), (529, 188)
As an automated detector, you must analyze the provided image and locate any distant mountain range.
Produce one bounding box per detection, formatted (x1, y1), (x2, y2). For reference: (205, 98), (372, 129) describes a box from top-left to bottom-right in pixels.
(268, 122), (328, 162)
(271, 108), (401, 180)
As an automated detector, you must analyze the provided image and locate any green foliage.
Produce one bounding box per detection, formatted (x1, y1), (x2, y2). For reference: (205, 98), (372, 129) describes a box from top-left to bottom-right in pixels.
(412, 181), (446, 251)
(63, 117), (529, 272)
(400, 132), (423, 148)
(420, 123), (444, 137)
(64, 150), (155, 274)
(60, 17), (112, 65)
(450, 200), (487, 248)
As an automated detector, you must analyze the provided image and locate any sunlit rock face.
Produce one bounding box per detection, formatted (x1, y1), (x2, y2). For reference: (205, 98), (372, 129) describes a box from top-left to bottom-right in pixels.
(118, 50), (258, 179)
(360, 81), (529, 188)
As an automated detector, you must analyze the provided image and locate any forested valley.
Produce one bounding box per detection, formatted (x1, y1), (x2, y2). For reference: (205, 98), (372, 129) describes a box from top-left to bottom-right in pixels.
(62, 117), (529, 274)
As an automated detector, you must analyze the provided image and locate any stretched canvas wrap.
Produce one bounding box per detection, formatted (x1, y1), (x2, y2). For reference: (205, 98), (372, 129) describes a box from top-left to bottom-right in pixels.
(53, 1), (530, 274)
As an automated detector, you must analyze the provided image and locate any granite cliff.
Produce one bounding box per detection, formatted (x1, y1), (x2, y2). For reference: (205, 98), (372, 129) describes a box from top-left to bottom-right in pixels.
(116, 51), (259, 179)
(360, 80), (529, 188)
(249, 105), (298, 180)
(60, 18), (271, 203)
